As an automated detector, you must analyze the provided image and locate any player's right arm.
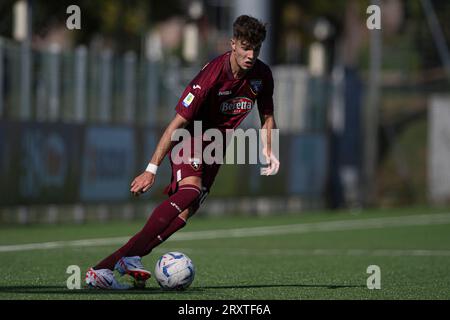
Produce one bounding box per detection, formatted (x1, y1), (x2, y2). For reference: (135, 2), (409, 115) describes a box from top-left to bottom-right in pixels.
(131, 58), (219, 196)
(130, 113), (189, 196)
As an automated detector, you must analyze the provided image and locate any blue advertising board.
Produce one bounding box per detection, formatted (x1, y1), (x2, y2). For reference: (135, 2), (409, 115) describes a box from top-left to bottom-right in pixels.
(288, 134), (328, 196)
(80, 126), (135, 201)
(0, 121), (81, 205)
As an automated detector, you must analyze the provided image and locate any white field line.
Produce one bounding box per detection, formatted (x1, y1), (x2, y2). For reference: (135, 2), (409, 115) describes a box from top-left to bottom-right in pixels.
(154, 247), (450, 257)
(1, 213), (450, 253)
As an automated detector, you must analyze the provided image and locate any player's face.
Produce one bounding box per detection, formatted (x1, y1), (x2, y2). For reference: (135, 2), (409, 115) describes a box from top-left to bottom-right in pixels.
(231, 39), (261, 70)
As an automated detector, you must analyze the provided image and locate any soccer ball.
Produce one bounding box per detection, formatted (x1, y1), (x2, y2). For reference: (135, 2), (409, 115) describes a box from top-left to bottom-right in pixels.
(154, 252), (195, 290)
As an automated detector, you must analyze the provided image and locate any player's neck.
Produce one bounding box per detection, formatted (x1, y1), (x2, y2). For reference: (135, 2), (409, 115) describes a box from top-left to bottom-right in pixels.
(229, 53), (248, 79)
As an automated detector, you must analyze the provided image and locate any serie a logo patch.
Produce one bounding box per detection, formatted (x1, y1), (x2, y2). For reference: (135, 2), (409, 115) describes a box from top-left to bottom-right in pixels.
(182, 92), (195, 107)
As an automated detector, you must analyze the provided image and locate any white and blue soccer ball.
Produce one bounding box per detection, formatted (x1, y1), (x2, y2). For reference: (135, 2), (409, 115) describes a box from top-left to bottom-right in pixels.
(154, 252), (195, 290)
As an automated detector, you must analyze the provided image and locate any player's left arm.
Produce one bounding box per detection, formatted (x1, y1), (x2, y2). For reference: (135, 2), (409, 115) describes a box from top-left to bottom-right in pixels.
(257, 66), (279, 176)
(259, 113), (280, 176)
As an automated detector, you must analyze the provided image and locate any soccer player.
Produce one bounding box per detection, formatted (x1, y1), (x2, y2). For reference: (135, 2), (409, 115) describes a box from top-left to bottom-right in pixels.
(85, 15), (280, 289)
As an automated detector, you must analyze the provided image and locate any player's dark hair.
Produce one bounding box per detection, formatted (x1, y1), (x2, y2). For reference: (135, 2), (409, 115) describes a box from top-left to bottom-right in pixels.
(233, 15), (267, 46)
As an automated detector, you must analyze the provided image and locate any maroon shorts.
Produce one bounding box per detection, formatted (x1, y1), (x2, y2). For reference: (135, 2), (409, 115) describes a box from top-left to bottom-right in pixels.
(164, 139), (222, 210)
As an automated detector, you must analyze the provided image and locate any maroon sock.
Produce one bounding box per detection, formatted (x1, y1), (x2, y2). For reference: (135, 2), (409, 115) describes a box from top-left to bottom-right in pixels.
(142, 216), (187, 256)
(94, 185), (200, 270)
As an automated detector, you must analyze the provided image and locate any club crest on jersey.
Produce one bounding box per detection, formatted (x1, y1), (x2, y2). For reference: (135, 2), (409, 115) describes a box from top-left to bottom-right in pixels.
(182, 92), (195, 107)
(189, 158), (200, 171)
(220, 97), (253, 115)
(249, 79), (262, 95)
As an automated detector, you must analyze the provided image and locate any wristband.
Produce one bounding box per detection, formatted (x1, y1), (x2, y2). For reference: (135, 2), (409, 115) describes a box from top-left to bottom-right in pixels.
(145, 163), (158, 175)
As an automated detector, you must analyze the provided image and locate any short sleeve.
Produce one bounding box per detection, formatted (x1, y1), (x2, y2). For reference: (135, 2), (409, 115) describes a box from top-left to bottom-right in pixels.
(256, 66), (274, 116)
(175, 62), (215, 122)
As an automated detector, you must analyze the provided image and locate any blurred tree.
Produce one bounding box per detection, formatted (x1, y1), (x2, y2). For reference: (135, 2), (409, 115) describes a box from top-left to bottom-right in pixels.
(412, 0), (450, 73)
(0, 0), (17, 38)
(0, 0), (184, 52)
(273, 0), (349, 65)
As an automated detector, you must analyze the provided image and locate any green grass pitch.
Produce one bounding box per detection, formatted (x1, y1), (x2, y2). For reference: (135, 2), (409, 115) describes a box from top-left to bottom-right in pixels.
(0, 206), (449, 300)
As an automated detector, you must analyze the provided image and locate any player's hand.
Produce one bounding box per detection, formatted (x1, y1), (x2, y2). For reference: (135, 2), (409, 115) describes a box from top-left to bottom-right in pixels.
(130, 171), (155, 196)
(261, 148), (280, 176)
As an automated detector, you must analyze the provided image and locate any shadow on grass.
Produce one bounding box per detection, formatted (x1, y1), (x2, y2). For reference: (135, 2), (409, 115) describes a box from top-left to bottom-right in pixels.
(0, 285), (190, 295)
(198, 284), (366, 290)
(0, 283), (365, 295)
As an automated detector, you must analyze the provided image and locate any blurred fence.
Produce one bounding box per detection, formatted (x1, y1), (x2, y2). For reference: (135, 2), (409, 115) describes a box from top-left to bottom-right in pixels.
(0, 37), (330, 131)
(0, 36), (333, 223)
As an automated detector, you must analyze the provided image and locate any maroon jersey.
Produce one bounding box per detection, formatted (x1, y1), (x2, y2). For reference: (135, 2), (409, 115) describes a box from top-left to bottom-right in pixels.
(165, 52), (274, 196)
(175, 51), (274, 133)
